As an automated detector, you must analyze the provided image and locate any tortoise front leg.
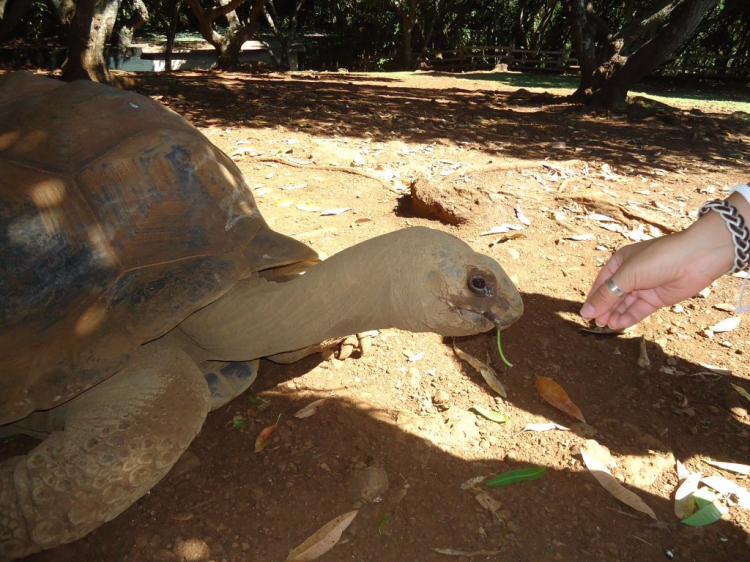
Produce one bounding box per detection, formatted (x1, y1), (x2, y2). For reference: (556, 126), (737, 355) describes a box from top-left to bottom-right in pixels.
(0, 342), (210, 560)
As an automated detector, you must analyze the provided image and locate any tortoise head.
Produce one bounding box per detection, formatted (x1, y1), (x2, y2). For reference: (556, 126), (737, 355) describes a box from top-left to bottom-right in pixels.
(393, 228), (523, 336)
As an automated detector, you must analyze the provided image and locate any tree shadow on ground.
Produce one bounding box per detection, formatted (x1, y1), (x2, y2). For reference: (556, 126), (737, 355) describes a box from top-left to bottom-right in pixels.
(125, 70), (749, 178)
(13, 291), (750, 562)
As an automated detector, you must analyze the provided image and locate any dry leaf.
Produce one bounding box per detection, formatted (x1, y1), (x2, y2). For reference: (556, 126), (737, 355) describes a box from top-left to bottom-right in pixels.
(282, 183), (308, 190)
(704, 459), (750, 475)
(320, 208), (350, 216)
(535, 376), (585, 422)
(286, 510), (358, 561)
(701, 476), (750, 509)
(515, 202), (531, 226)
(297, 202), (322, 212)
(276, 198), (295, 207)
(580, 442), (657, 520)
(294, 398), (328, 419)
(254, 417), (280, 453)
(453, 345), (507, 397)
(474, 491), (502, 516)
(710, 317), (740, 333)
(588, 213), (618, 222)
(432, 549), (503, 556)
(564, 234), (594, 241)
(521, 422), (570, 432)
(637, 337), (650, 368)
(674, 471), (702, 519)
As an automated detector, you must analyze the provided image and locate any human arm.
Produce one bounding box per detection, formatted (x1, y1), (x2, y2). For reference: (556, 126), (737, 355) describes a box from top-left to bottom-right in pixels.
(579, 190), (750, 330)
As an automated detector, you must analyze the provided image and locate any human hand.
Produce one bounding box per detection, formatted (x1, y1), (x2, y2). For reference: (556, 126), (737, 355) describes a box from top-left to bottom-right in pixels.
(579, 212), (735, 330)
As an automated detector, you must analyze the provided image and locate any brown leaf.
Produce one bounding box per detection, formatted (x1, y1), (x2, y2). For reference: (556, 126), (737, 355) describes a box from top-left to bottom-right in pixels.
(581, 441), (657, 520)
(254, 416), (280, 453)
(286, 510), (358, 561)
(535, 376), (585, 422)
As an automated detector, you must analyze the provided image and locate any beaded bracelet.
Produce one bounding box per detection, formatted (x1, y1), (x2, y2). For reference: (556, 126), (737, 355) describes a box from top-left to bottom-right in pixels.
(698, 199), (750, 274)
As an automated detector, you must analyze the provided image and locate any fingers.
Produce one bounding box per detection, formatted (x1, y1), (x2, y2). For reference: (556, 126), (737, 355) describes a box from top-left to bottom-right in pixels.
(580, 275), (624, 324)
(607, 298), (659, 330)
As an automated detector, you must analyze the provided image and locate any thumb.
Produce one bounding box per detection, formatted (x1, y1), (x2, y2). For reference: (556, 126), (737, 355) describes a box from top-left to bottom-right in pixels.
(580, 276), (625, 320)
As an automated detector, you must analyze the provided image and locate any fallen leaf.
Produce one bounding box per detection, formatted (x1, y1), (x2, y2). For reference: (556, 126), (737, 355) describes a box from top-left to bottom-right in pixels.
(276, 198), (295, 207)
(480, 224), (523, 236)
(515, 202), (531, 226)
(470, 405), (510, 423)
(403, 350), (424, 362)
(681, 487), (728, 527)
(520, 422), (570, 432)
(580, 442), (657, 520)
(282, 183), (308, 190)
(486, 467), (547, 487)
(294, 398), (328, 419)
(681, 499), (728, 527)
(703, 460), (750, 475)
(453, 345), (507, 397)
(535, 376), (585, 422)
(701, 475), (750, 508)
(588, 213), (618, 222)
(286, 510), (358, 561)
(297, 202), (323, 212)
(564, 234), (594, 241)
(474, 491), (502, 515)
(710, 317), (741, 333)
(320, 208), (350, 216)
(731, 383), (750, 403)
(432, 549), (503, 556)
(254, 415), (281, 453)
(580, 439), (615, 467)
(674, 471), (702, 519)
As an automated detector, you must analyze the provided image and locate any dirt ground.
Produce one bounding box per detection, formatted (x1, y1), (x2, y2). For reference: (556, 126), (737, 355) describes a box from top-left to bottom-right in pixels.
(5, 68), (750, 562)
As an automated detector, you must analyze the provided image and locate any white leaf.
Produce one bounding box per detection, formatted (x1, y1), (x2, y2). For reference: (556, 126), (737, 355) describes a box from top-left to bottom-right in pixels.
(704, 460), (750, 475)
(320, 208), (350, 216)
(282, 183), (308, 190)
(709, 317), (740, 333)
(674, 471), (702, 519)
(480, 225), (510, 235)
(521, 422), (570, 432)
(515, 202), (531, 226)
(564, 234), (594, 241)
(294, 398), (328, 419)
(286, 510), (358, 561)
(701, 476), (750, 508)
(588, 213), (618, 222)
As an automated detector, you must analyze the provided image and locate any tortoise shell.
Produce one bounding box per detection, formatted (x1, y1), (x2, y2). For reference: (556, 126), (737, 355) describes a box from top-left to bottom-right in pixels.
(0, 72), (317, 425)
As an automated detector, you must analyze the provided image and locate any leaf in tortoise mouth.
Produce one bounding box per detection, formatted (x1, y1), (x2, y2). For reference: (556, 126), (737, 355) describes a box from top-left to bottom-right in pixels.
(535, 376), (585, 423)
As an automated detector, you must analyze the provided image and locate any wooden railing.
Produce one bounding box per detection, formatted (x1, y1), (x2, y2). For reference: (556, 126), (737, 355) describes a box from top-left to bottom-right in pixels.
(427, 45), (750, 78)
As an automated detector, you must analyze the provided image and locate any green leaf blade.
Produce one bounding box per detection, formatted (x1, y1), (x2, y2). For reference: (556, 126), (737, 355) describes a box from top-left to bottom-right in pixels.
(471, 405), (510, 424)
(486, 467), (547, 487)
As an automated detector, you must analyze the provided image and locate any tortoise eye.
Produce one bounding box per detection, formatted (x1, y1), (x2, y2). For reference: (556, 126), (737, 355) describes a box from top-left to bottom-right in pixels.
(468, 275), (489, 295)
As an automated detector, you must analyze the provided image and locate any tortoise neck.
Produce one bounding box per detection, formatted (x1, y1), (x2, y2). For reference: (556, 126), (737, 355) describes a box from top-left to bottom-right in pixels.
(176, 234), (419, 361)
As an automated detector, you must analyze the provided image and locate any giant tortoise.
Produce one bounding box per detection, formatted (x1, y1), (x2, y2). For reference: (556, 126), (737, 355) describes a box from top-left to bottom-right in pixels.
(0, 71), (523, 559)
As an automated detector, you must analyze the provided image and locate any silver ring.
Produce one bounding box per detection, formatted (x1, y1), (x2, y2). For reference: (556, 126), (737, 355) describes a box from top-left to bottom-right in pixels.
(605, 277), (625, 298)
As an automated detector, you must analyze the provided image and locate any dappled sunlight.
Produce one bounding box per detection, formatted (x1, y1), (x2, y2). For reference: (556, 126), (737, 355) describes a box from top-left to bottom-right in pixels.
(131, 71), (750, 180)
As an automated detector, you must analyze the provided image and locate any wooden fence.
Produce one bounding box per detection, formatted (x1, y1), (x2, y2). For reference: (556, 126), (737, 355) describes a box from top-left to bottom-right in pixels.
(427, 45), (750, 79)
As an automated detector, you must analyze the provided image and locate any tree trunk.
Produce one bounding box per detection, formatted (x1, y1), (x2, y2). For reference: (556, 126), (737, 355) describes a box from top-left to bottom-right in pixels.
(566, 0), (720, 108)
(0, 0), (36, 41)
(64, 0), (121, 83)
(112, 0), (149, 50)
(215, 0), (267, 69)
